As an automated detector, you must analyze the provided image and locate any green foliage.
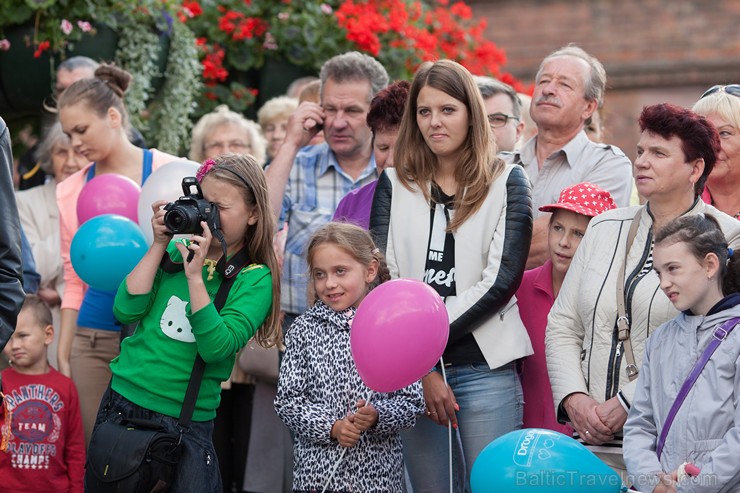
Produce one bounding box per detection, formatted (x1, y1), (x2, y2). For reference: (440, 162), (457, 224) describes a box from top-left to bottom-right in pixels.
(116, 23), (161, 134)
(1, 0), (202, 154)
(150, 20), (202, 153)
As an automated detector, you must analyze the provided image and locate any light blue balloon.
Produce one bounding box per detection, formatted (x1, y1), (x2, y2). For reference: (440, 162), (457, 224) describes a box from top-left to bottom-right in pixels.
(71, 214), (148, 292)
(471, 429), (624, 493)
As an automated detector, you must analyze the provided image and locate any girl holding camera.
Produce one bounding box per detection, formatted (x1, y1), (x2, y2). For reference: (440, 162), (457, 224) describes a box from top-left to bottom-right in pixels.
(57, 63), (179, 444)
(90, 153), (281, 490)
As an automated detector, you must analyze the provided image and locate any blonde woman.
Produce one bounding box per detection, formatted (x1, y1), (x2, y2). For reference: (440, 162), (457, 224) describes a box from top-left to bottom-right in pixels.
(190, 104), (266, 165)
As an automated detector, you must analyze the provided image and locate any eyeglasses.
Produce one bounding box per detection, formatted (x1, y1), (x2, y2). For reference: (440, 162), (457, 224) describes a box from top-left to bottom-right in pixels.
(487, 112), (519, 128)
(700, 84), (740, 100)
(204, 140), (251, 153)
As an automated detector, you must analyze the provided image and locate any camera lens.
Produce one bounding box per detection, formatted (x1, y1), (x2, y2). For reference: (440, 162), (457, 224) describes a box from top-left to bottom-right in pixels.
(164, 208), (193, 234)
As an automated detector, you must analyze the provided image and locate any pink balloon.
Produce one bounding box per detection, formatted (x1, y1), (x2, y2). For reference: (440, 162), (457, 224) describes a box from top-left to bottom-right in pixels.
(351, 279), (449, 393)
(77, 174), (141, 225)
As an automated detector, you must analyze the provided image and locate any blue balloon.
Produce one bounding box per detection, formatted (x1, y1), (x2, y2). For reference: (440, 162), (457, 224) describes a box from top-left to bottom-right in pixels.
(71, 214), (148, 291)
(471, 429), (624, 493)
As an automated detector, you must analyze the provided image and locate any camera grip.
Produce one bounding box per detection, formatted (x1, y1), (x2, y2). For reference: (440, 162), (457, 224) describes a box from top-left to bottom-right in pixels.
(187, 240), (197, 262)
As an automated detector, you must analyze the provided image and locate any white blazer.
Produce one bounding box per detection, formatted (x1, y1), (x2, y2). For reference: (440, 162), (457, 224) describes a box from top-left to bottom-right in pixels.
(371, 164), (534, 369)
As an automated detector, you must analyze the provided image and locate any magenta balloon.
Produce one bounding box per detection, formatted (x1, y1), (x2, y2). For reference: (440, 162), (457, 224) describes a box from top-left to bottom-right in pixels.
(77, 174), (141, 225)
(350, 279), (449, 393)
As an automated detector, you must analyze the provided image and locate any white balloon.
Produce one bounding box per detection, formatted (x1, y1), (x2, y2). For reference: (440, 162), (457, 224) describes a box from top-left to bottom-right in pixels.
(138, 160), (201, 244)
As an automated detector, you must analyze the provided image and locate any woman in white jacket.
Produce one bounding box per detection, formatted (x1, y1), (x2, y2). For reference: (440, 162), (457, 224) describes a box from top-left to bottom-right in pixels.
(370, 59), (533, 492)
(546, 103), (740, 479)
(624, 213), (740, 493)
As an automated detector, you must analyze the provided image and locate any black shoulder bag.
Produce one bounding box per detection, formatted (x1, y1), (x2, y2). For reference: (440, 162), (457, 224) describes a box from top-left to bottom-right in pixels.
(85, 245), (250, 493)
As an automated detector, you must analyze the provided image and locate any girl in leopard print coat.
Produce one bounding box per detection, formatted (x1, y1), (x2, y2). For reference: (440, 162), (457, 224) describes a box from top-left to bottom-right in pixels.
(275, 223), (424, 493)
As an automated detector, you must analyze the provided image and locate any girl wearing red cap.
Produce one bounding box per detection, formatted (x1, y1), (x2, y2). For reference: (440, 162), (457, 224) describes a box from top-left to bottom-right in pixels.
(516, 182), (616, 433)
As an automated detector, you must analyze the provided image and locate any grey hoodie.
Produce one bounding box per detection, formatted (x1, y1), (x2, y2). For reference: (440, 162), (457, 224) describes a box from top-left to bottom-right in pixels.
(624, 301), (740, 492)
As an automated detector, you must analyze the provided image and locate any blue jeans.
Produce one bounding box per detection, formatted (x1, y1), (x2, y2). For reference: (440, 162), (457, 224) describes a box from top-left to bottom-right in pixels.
(92, 387), (222, 492)
(402, 361), (523, 493)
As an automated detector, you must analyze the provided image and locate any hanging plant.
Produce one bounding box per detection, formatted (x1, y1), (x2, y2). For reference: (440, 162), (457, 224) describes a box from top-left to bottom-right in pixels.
(150, 20), (202, 153)
(1, 0), (203, 154)
(116, 23), (162, 135)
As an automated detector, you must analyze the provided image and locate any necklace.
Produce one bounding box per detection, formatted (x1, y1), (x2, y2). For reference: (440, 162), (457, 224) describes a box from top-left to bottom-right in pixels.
(204, 258), (218, 281)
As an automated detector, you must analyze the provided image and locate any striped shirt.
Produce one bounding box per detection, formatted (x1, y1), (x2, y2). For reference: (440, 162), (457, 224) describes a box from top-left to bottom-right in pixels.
(279, 143), (377, 314)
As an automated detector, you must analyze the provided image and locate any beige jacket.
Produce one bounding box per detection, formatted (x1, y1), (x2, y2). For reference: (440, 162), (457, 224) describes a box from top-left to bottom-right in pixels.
(16, 180), (64, 299)
(546, 200), (740, 417)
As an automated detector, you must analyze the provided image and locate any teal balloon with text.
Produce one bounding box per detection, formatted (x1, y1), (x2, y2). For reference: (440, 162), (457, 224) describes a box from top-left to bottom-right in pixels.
(471, 429), (624, 493)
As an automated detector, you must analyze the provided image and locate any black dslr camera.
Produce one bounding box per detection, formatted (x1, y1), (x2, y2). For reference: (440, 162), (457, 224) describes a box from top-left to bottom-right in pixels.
(164, 177), (220, 234)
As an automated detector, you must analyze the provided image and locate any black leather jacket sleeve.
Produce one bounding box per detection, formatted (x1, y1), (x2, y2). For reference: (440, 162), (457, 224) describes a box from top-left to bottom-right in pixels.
(369, 170), (392, 253)
(448, 166), (532, 342)
(0, 117), (26, 351)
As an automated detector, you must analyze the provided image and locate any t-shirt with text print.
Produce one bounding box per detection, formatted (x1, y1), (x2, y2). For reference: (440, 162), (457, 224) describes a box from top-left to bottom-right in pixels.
(0, 366), (85, 492)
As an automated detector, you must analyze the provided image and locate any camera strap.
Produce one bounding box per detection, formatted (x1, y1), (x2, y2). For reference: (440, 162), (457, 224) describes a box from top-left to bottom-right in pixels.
(159, 243), (252, 279)
(179, 272), (239, 430)
(159, 243), (251, 429)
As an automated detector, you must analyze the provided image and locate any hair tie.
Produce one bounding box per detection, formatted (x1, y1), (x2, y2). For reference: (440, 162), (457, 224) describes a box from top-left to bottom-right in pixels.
(372, 248), (380, 255)
(196, 158), (256, 199)
(729, 247), (734, 258)
(196, 159), (217, 182)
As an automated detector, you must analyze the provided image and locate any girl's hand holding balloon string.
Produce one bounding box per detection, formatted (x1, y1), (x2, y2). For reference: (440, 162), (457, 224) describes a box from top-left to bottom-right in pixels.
(331, 417), (362, 448)
(349, 399), (378, 432)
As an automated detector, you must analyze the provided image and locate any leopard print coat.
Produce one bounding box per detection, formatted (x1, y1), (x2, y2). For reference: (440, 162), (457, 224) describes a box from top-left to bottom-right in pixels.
(275, 301), (424, 492)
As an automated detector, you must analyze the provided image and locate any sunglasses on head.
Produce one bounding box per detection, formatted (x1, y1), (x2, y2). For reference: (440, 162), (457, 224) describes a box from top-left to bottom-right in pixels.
(700, 84), (740, 99)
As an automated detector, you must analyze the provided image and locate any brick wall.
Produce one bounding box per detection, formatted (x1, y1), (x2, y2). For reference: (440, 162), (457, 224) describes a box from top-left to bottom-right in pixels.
(470, 0), (740, 160)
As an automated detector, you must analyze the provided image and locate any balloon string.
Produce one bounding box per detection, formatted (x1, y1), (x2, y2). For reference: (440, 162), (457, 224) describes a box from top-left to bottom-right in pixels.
(321, 390), (374, 493)
(439, 356), (453, 493)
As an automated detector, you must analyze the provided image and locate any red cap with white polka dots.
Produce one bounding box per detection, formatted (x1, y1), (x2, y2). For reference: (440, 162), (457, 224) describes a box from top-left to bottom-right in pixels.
(539, 182), (617, 217)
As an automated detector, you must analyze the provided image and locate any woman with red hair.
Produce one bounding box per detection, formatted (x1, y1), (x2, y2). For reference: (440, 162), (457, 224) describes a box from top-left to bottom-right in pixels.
(546, 103), (740, 480)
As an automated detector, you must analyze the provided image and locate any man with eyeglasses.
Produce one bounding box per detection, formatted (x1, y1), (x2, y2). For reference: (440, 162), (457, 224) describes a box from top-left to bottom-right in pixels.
(475, 76), (524, 153)
(503, 44), (632, 269)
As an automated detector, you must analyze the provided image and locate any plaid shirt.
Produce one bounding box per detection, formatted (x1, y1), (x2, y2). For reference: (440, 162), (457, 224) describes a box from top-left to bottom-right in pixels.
(279, 143), (377, 314)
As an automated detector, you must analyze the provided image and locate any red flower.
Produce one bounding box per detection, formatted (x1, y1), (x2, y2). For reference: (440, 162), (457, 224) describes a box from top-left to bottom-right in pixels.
(33, 40), (50, 58)
(388, 1), (409, 32)
(449, 2), (472, 19)
(218, 11), (243, 34)
(232, 17), (267, 41)
(188, 0), (523, 108)
(202, 45), (228, 82)
(180, 1), (203, 21)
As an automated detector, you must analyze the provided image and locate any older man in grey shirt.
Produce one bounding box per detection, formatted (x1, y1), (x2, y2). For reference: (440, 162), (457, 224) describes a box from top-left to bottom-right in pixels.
(503, 44), (632, 268)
